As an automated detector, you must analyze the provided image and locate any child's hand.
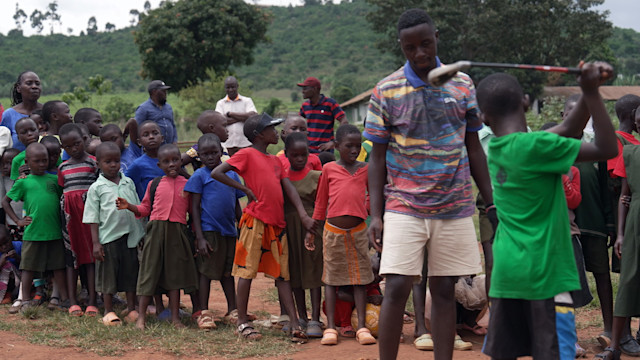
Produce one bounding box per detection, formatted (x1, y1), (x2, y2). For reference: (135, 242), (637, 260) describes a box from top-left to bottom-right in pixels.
(244, 189), (258, 204)
(301, 215), (315, 232)
(6, 250), (16, 258)
(621, 195), (631, 207)
(304, 232), (316, 251)
(17, 216), (32, 227)
(18, 164), (30, 177)
(115, 197), (129, 210)
(0, 253), (7, 267)
(93, 243), (105, 262)
(614, 235), (623, 259)
(368, 216), (383, 253)
(578, 61), (613, 93)
(196, 237), (213, 258)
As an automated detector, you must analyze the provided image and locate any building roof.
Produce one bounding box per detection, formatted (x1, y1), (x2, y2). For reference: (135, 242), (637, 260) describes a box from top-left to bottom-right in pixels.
(543, 86), (640, 100)
(341, 88), (373, 108)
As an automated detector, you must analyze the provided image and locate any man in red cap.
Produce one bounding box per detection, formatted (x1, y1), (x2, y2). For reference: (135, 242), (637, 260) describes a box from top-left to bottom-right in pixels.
(297, 76), (348, 153)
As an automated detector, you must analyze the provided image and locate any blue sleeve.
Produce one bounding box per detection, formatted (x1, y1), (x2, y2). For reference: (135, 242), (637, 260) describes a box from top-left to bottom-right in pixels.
(12, 241), (21, 256)
(230, 171), (246, 199)
(61, 150), (70, 161)
(134, 104), (145, 125)
(184, 170), (203, 194)
(125, 162), (142, 197)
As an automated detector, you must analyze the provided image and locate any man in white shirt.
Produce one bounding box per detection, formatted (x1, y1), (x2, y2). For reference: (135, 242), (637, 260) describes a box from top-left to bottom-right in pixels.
(215, 76), (258, 156)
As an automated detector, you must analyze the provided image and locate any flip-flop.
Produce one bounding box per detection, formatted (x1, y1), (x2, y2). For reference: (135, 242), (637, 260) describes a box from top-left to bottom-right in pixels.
(321, 328), (338, 345)
(9, 299), (22, 314)
(102, 311), (122, 326)
(123, 310), (139, 323)
(356, 328), (377, 345)
(69, 304), (84, 317)
(414, 333), (434, 351)
(306, 320), (323, 338)
(237, 322), (262, 340)
(46, 297), (59, 311)
(338, 325), (356, 338)
(85, 306), (99, 317)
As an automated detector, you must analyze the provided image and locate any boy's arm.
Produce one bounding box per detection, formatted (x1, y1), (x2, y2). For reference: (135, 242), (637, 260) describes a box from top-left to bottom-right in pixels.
(211, 162), (257, 203)
(368, 142), (387, 253)
(90, 223), (104, 262)
(615, 178), (630, 259)
(190, 192), (213, 257)
(124, 118), (138, 144)
(2, 195), (29, 227)
(282, 177), (314, 231)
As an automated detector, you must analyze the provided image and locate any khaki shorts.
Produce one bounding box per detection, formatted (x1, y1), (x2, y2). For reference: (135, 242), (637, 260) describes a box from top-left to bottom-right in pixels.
(379, 212), (482, 277)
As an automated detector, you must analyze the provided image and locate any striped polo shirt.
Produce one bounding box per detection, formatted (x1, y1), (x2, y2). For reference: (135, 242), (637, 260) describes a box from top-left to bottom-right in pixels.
(58, 156), (99, 194)
(299, 95), (346, 153)
(364, 59), (482, 219)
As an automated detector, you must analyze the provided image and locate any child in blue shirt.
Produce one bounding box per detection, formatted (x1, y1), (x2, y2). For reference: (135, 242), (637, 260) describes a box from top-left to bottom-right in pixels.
(125, 121), (164, 200)
(185, 133), (244, 329)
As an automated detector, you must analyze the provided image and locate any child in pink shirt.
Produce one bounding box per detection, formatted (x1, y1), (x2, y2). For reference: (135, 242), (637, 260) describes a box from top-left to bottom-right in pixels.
(117, 144), (198, 330)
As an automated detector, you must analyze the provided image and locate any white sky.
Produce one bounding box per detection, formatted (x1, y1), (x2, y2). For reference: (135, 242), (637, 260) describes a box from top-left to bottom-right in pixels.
(0, 0), (636, 36)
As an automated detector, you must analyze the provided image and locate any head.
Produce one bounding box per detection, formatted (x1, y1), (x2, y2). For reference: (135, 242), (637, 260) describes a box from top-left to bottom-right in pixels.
(96, 141), (121, 181)
(74, 108), (103, 136)
(148, 80), (170, 106)
(24, 142), (49, 176)
(59, 123), (86, 160)
(138, 121), (163, 152)
(15, 117), (39, 146)
(243, 113), (282, 145)
(197, 110), (229, 142)
(477, 73), (527, 128)
(561, 94), (581, 121)
(615, 94), (640, 132)
(284, 132), (309, 171)
(280, 114), (307, 142)
(99, 124), (125, 151)
(335, 124), (362, 165)
(11, 71), (41, 106)
(157, 144), (181, 178)
(40, 135), (61, 169)
(1, 148), (20, 177)
(197, 133), (223, 170)
(76, 123), (92, 148)
(224, 76), (239, 100)
(398, 9), (439, 76)
(42, 100), (72, 131)
(297, 77), (321, 100)
(30, 109), (47, 133)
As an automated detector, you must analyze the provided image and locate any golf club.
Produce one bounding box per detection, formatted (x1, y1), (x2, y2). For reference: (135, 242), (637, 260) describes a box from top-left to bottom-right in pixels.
(428, 61), (582, 87)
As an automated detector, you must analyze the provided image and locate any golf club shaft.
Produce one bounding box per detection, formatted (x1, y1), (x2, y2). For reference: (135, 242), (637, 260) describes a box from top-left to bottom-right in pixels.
(469, 62), (581, 74)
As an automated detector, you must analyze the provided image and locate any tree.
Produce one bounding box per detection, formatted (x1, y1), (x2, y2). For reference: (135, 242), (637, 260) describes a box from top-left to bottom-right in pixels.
(129, 9), (140, 26)
(30, 10), (45, 34)
(87, 16), (98, 36)
(13, 4), (27, 32)
(365, 0), (613, 97)
(44, 1), (62, 35)
(144, 1), (151, 12)
(105, 22), (115, 32)
(134, 0), (270, 91)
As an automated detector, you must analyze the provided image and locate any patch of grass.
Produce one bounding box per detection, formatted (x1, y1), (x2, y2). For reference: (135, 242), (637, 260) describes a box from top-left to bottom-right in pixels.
(0, 304), (300, 358)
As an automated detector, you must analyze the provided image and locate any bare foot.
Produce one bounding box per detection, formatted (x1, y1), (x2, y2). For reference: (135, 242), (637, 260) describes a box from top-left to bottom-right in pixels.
(172, 320), (186, 329)
(136, 316), (146, 330)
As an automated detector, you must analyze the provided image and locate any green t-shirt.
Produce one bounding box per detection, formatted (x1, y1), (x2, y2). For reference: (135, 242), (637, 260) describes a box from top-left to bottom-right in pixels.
(488, 131), (581, 300)
(6, 173), (62, 241)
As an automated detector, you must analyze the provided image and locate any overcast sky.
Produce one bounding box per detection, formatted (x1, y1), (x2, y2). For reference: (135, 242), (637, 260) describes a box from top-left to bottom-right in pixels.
(0, 0), (636, 36)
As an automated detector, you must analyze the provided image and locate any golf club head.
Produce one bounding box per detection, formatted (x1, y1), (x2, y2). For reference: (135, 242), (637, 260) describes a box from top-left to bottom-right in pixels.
(428, 61), (472, 87)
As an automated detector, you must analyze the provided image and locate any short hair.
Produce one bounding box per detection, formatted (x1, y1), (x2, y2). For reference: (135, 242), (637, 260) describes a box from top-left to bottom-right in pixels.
(25, 142), (47, 158)
(138, 120), (161, 135)
(2, 148), (20, 159)
(397, 9), (434, 35)
(615, 94), (640, 122)
(284, 131), (309, 151)
(59, 123), (83, 138)
(243, 114), (263, 142)
(95, 141), (121, 161)
(539, 121), (558, 131)
(74, 108), (100, 124)
(158, 143), (180, 158)
(335, 124), (361, 143)
(42, 100), (64, 123)
(76, 123), (90, 137)
(31, 108), (43, 117)
(197, 133), (221, 150)
(40, 135), (60, 146)
(15, 117), (36, 131)
(100, 123), (123, 138)
(477, 73), (524, 118)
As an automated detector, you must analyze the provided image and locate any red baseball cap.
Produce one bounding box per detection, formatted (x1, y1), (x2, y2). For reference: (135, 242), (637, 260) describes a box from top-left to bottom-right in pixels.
(297, 77), (321, 89)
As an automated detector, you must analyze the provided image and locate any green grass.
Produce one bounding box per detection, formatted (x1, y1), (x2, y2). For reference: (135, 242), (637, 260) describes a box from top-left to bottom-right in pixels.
(0, 304), (300, 358)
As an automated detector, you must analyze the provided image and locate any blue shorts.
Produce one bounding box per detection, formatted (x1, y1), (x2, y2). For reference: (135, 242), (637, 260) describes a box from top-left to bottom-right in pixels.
(483, 293), (576, 359)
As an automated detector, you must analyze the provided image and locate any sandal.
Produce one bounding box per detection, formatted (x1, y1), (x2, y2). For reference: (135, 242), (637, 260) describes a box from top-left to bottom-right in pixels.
(9, 299), (22, 314)
(291, 326), (308, 344)
(575, 343), (587, 358)
(414, 333), (434, 351)
(594, 347), (621, 360)
(33, 292), (46, 305)
(338, 325), (356, 338)
(19, 299), (34, 313)
(356, 327), (377, 345)
(197, 310), (217, 330)
(454, 335), (472, 351)
(102, 311), (122, 326)
(123, 310), (139, 323)
(620, 334), (640, 356)
(321, 328), (338, 345)
(85, 306), (99, 317)
(237, 323), (262, 340)
(69, 304), (84, 317)
(462, 322), (488, 336)
(273, 314), (290, 330)
(46, 297), (60, 311)
(306, 320), (323, 338)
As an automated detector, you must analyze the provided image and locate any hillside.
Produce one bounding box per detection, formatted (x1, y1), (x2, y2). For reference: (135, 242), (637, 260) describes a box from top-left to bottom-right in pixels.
(0, 1), (637, 99)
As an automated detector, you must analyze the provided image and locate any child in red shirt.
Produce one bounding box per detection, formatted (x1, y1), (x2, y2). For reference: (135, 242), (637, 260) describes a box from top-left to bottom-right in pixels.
(117, 144), (198, 330)
(306, 124), (375, 346)
(212, 113), (315, 342)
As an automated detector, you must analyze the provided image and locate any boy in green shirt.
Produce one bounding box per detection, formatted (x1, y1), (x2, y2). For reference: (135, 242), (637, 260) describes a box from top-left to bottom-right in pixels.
(2, 142), (68, 311)
(478, 62), (617, 359)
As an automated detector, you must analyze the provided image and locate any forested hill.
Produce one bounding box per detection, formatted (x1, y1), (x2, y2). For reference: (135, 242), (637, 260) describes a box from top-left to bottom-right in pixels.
(0, 0), (637, 97)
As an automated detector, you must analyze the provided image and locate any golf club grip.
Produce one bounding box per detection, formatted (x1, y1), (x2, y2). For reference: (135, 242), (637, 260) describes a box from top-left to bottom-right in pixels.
(471, 62), (581, 74)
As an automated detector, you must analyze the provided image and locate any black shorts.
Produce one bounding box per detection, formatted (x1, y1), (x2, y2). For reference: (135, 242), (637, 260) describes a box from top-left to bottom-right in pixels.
(95, 234), (139, 294)
(483, 295), (577, 359)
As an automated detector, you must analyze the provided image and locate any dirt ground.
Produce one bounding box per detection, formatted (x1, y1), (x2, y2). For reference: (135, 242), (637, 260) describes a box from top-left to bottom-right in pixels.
(0, 276), (635, 359)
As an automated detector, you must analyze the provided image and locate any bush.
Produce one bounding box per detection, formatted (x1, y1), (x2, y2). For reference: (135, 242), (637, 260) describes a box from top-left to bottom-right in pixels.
(103, 96), (135, 123)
